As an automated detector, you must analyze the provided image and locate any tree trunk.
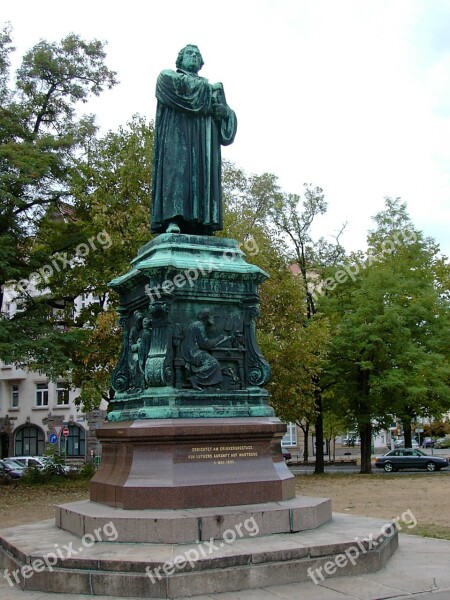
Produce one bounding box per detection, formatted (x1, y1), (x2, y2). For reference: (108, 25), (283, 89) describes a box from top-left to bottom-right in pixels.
(403, 419), (413, 448)
(299, 420), (309, 463)
(327, 439), (332, 462)
(359, 422), (373, 473)
(314, 393), (324, 474)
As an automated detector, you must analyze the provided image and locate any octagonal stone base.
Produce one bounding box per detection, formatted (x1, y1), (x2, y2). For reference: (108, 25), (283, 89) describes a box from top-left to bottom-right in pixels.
(56, 494), (332, 543)
(0, 513), (399, 598)
(90, 417), (295, 510)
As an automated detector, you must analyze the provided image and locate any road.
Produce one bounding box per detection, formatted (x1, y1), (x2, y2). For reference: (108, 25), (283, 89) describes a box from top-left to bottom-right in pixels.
(288, 447), (450, 475)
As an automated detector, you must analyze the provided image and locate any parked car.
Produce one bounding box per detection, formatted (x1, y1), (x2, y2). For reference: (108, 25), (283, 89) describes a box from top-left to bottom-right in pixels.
(393, 438), (419, 449)
(39, 456), (70, 474)
(2, 458), (26, 477)
(434, 436), (450, 449)
(343, 436), (361, 447)
(0, 460), (23, 480)
(10, 456), (45, 469)
(374, 449), (449, 473)
(10, 456), (68, 475)
(281, 448), (292, 462)
(421, 437), (435, 448)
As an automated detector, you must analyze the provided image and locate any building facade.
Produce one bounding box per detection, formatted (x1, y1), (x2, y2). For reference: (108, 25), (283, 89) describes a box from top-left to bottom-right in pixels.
(0, 287), (106, 462)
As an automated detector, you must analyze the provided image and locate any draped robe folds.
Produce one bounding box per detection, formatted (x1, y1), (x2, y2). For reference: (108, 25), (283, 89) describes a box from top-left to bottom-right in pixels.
(181, 320), (223, 387)
(151, 68), (237, 234)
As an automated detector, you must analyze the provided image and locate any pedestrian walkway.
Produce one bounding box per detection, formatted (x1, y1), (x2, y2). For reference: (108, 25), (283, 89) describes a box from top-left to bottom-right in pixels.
(1, 533), (449, 599)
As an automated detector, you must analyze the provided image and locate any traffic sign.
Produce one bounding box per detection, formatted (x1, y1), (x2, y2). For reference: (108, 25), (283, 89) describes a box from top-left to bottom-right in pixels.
(53, 426), (62, 436)
(62, 427), (70, 437)
(49, 433), (58, 444)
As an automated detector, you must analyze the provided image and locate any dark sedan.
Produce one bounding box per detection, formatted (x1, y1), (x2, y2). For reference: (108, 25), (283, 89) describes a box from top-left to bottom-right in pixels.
(0, 460), (23, 481)
(374, 449), (449, 473)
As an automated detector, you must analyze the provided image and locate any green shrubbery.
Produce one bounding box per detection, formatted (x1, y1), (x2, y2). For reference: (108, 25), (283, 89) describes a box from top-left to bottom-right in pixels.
(19, 453), (97, 485)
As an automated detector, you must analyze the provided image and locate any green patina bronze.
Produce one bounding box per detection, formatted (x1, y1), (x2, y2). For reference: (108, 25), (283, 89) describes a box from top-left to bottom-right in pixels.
(107, 46), (272, 421)
(108, 235), (273, 421)
(151, 44), (237, 236)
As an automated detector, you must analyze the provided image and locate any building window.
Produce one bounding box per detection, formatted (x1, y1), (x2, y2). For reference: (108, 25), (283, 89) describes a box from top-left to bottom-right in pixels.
(281, 422), (297, 447)
(15, 299), (25, 312)
(60, 425), (86, 457)
(35, 383), (49, 407)
(56, 382), (69, 406)
(11, 384), (19, 408)
(14, 425), (45, 456)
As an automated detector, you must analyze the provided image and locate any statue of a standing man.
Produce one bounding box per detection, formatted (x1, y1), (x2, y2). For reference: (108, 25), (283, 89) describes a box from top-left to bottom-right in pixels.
(151, 44), (237, 236)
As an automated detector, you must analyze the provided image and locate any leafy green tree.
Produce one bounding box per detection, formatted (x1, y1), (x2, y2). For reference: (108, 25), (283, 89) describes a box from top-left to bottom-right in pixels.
(222, 165), (330, 457)
(0, 25), (117, 308)
(424, 421), (450, 438)
(320, 198), (450, 473)
(268, 185), (345, 473)
(0, 116), (154, 410)
(322, 410), (348, 462)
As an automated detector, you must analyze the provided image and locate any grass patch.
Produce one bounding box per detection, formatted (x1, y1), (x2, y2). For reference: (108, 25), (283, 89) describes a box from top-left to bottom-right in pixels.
(403, 525), (450, 541)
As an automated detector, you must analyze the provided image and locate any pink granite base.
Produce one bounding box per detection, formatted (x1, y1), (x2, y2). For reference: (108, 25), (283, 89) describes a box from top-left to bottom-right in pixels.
(90, 417), (296, 509)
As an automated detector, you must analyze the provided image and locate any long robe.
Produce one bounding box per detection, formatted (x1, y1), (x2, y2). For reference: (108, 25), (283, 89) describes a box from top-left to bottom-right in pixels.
(151, 68), (237, 235)
(181, 320), (223, 387)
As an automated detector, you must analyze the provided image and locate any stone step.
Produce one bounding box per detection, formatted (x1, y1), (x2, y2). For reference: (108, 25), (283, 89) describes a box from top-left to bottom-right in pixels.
(0, 513), (398, 598)
(56, 495), (332, 543)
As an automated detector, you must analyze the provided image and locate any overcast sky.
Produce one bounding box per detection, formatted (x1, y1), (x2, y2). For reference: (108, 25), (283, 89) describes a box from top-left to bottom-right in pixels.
(3, 0), (450, 257)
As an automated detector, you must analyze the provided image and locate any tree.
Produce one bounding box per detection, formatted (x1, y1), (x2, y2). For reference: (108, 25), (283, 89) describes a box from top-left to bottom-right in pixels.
(221, 165), (330, 456)
(268, 185), (345, 473)
(0, 116), (154, 411)
(0, 25), (117, 308)
(320, 198), (450, 473)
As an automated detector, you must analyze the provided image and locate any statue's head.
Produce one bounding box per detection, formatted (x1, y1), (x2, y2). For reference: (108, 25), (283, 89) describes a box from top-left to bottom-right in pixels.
(176, 44), (204, 74)
(198, 308), (214, 325)
(143, 317), (151, 329)
(133, 310), (144, 322)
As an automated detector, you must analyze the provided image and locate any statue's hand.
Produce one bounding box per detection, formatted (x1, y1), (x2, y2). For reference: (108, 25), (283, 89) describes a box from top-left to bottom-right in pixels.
(213, 103), (228, 118)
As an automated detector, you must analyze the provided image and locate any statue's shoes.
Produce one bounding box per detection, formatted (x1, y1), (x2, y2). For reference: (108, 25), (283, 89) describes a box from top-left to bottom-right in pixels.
(166, 222), (181, 233)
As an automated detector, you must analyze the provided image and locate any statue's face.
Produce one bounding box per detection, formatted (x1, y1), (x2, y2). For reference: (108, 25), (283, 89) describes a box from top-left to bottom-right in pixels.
(180, 46), (202, 74)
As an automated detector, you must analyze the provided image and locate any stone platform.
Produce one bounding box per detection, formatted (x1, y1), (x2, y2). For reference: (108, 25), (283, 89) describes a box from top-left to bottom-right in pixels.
(56, 495), (332, 543)
(90, 418), (295, 509)
(0, 513), (398, 598)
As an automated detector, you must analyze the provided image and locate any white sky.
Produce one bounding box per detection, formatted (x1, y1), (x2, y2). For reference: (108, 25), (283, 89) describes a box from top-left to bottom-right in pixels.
(3, 0), (450, 257)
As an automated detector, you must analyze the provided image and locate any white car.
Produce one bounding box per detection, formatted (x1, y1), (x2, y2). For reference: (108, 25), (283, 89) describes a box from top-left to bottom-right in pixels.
(10, 456), (45, 469)
(392, 439), (420, 449)
(11, 456), (69, 474)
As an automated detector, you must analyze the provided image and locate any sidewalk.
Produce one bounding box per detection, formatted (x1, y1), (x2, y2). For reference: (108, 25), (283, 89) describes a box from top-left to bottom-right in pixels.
(1, 533), (449, 599)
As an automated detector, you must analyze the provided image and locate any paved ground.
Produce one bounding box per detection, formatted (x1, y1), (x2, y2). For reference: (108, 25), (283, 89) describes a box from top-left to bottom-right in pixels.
(1, 533), (449, 599)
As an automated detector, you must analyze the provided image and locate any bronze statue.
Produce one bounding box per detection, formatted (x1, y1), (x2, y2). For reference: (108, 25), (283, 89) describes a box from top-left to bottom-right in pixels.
(128, 310), (144, 391)
(151, 44), (237, 235)
(181, 309), (225, 389)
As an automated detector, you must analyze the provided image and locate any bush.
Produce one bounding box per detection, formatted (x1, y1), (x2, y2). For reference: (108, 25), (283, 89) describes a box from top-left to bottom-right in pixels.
(78, 463), (96, 479)
(21, 464), (48, 484)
